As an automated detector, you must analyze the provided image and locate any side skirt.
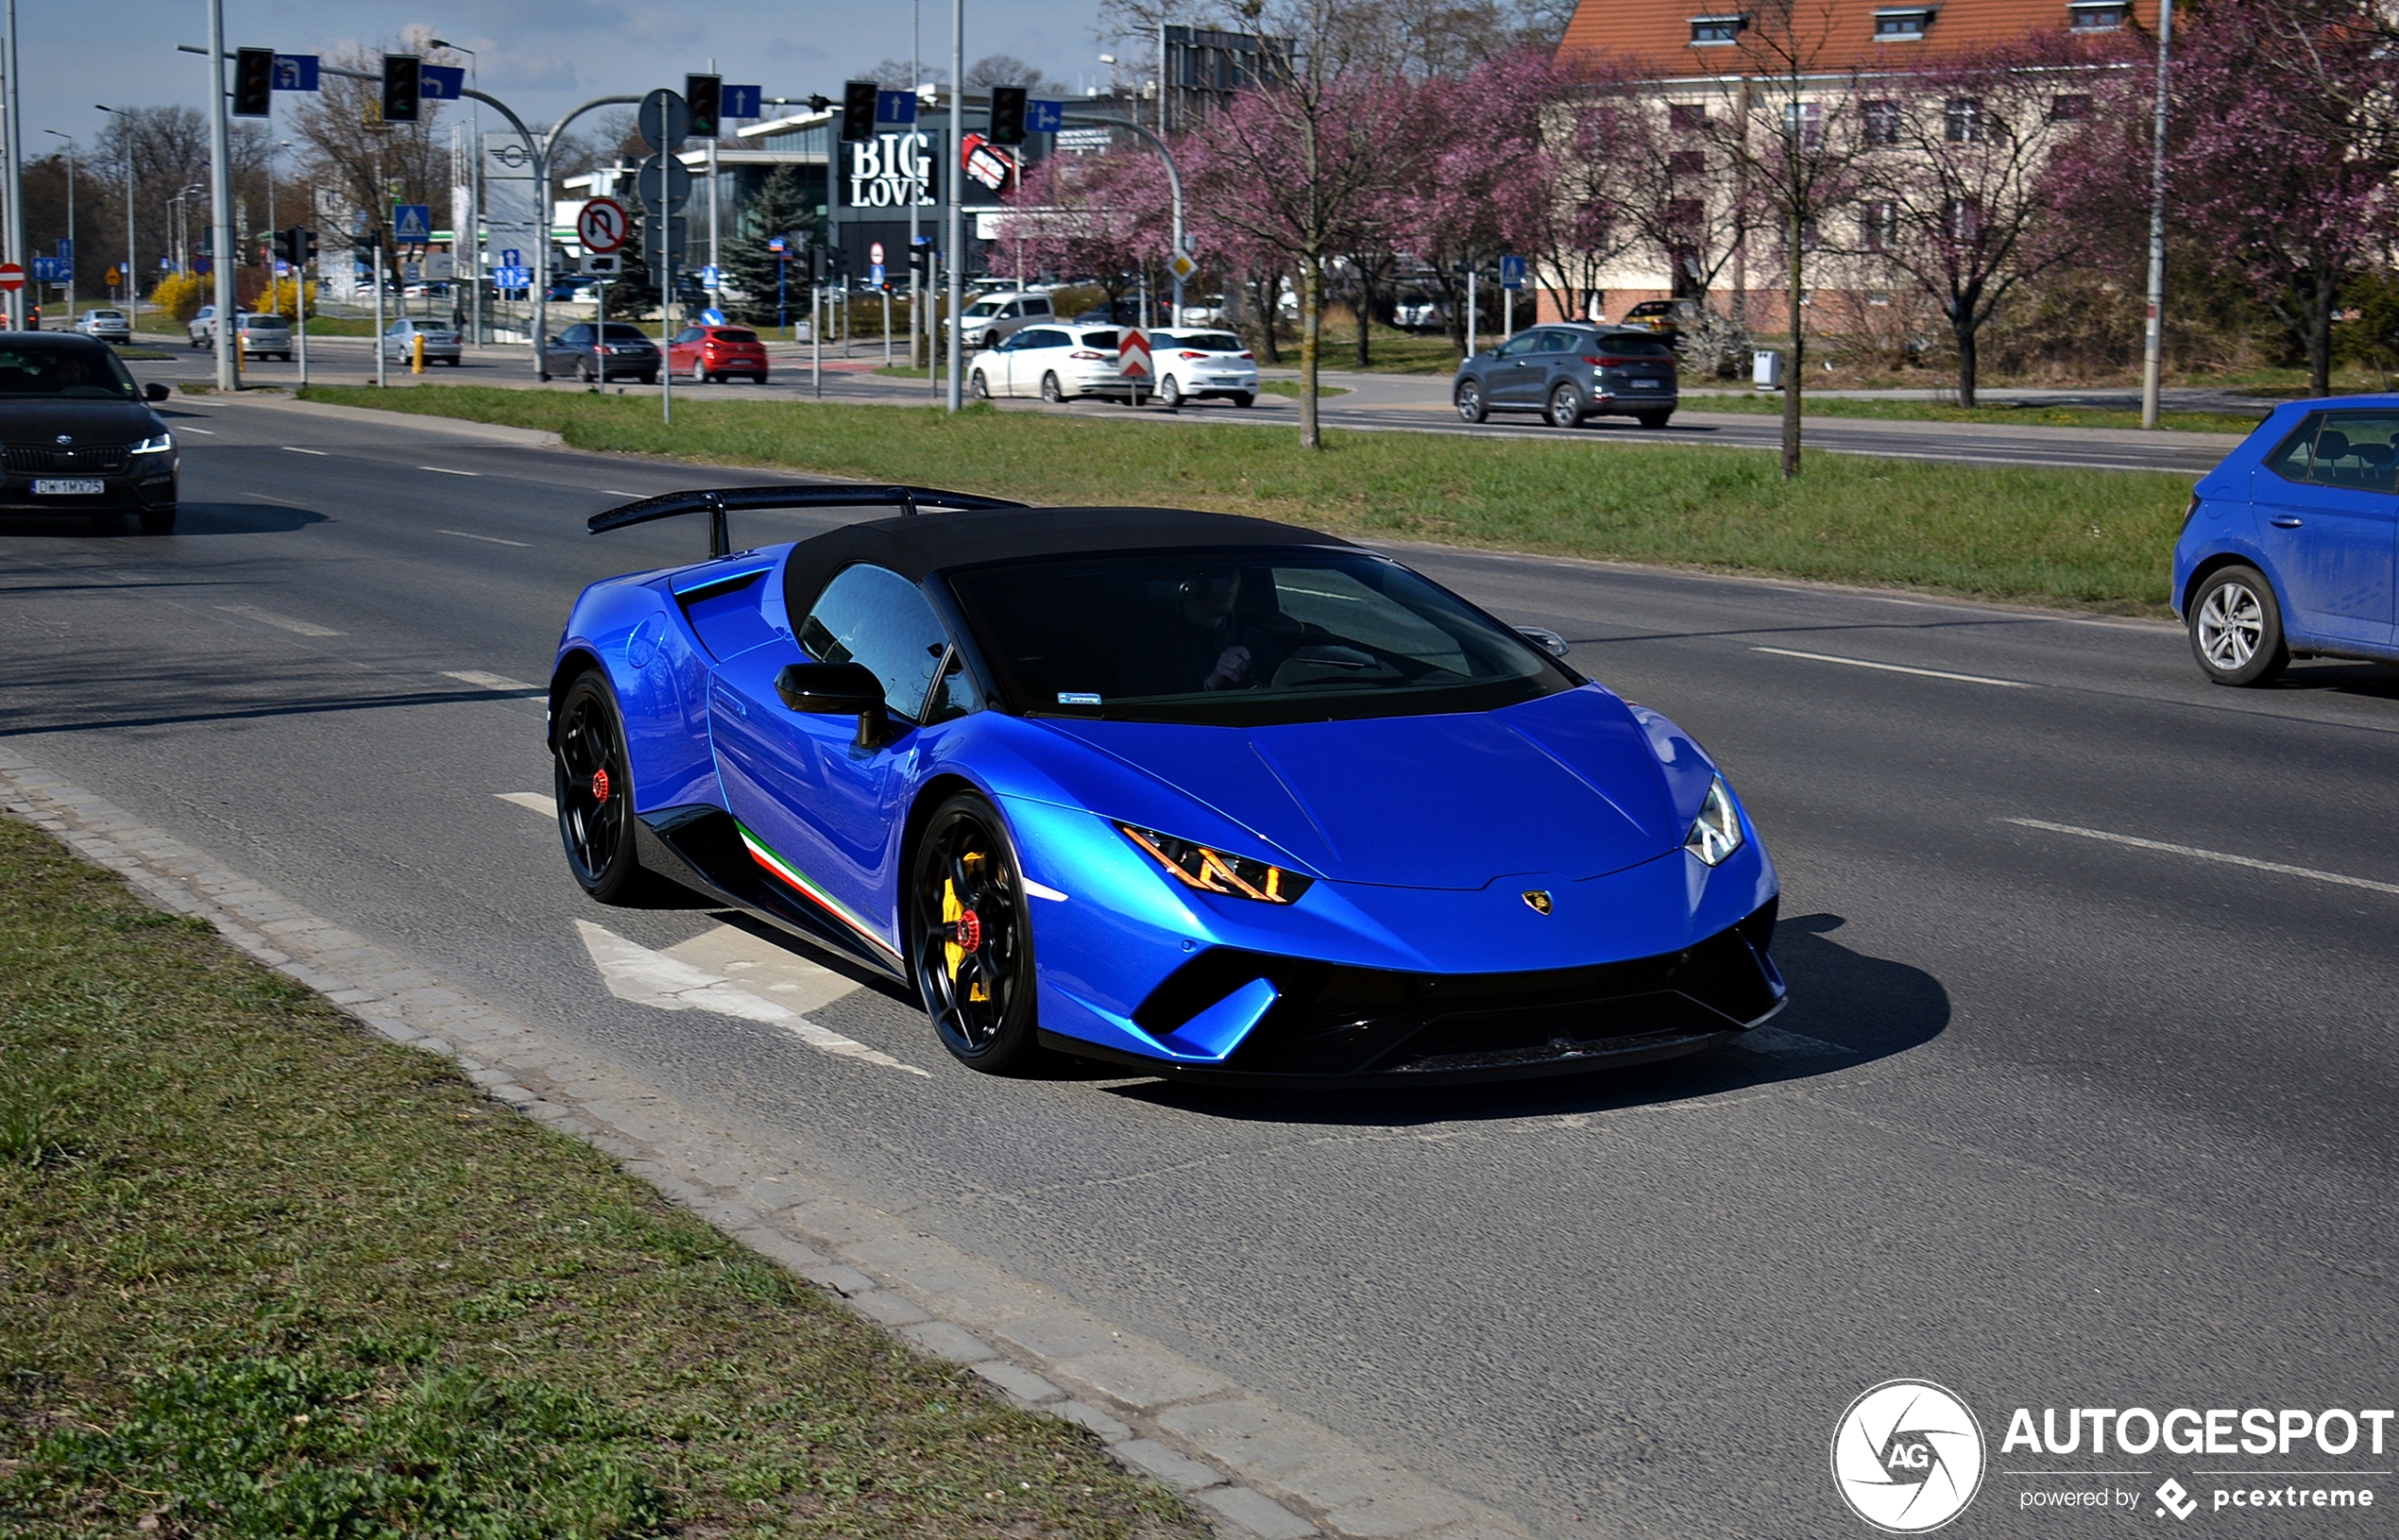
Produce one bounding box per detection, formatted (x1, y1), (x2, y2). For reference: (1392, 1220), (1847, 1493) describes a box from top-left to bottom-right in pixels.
(635, 805), (908, 983)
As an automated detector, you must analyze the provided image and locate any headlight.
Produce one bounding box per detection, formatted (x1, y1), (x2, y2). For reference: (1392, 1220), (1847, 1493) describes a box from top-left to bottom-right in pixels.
(128, 433), (173, 455)
(1683, 775), (1744, 867)
(1117, 822), (1315, 905)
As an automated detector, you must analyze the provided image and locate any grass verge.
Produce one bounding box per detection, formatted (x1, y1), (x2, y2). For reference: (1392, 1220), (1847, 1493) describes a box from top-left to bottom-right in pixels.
(299, 384), (2196, 611)
(1257, 380), (1350, 398)
(0, 815), (1199, 1540)
(1677, 390), (2265, 435)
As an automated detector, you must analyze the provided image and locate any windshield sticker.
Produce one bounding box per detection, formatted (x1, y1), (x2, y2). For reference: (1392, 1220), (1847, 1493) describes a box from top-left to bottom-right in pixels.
(1056, 692), (1103, 705)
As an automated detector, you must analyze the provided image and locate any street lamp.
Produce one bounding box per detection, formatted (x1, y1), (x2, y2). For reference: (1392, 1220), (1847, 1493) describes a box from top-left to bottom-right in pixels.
(95, 105), (139, 328)
(429, 38), (481, 344)
(43, 128), (72, 318)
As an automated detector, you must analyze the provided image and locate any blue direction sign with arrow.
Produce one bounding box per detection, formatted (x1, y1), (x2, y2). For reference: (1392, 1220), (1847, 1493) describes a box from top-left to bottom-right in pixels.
(494, 265), (530, 290)
(1027, 99), (1064, 133)
(876, 89), (918, 125)
(392, 204), (433, 246)
(723, 84), (763, 118)
(29, 258), (69, 282)
(273, 54), (319, 91)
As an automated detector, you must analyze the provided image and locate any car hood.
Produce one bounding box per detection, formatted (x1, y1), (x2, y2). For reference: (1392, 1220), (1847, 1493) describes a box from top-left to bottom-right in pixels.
(0, 398), (164, 444)
(1038, 687), (1681, 889)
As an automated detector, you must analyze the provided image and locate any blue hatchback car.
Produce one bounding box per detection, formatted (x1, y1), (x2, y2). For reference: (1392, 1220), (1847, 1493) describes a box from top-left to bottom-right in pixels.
(2175, 398), (2399, 685)
(550, 487), (1783, 1086)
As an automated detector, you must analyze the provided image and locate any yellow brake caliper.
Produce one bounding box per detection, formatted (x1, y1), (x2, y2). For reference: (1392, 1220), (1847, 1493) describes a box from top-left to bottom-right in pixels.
(945, 852), (991, 1002)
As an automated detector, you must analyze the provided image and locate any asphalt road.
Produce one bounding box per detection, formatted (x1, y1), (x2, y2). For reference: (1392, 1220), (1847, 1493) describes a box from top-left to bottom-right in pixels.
(5, 393), (2393, 1537)
(135, 333), (2243, 475)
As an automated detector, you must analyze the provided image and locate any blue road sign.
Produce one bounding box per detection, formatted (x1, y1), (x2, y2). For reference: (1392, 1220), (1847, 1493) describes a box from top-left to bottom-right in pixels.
(876, 89), (918, 125)
(272, 54), (319, 91)
(1499, 253), (1526, 290)
(275, 260), (290, 276)
(700, 263), (722, 288)
(870, 262), (885, 285)
(494, 265), (530, 289)
(55, 238), (72, 262)
(702, 307), (727, 326)
(392, 205), (433, 245)
(419, 65), (466, 100)
(1027, 99), (1064, 134)
(723, 84), (763, 118)
(499, 248), (522, 270)
(768, 235), (786, 253)
(29, 258), (69, 281)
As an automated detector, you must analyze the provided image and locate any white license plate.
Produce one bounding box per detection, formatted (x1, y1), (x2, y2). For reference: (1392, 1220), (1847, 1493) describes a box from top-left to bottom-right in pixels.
(1210, 376), (1246, 384)
(32, 479), (106, 496)
(1625, 380), (1663, 390)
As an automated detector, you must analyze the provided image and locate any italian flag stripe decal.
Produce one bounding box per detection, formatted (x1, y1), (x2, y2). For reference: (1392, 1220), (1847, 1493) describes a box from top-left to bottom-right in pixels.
(736, 822), (903, 960)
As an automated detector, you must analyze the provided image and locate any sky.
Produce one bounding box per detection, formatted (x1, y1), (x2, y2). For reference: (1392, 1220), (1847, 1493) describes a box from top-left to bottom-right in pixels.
(17, 0), (1123, 154)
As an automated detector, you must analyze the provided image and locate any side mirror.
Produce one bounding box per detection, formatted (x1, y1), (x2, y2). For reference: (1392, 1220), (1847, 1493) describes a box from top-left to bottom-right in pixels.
(775, 661), (891, 748)
(144, 382), (170, 402)
(1515, 625), (1572, 660)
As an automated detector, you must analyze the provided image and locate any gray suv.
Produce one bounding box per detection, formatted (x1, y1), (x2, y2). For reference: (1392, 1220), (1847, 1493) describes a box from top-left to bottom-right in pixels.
(1454, 324), (1678, 430)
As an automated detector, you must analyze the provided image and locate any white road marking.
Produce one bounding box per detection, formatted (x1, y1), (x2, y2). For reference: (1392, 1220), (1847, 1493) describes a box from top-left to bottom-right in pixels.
(445, 669), (538, 692)
(2001, 818), (2399, 898)
(1021, 877), (1069, 902)
(1737, 1025), (1855, 1059)
(215, 602), (341, 636)
(418, 465), (481, 476)
(599, 489), (642, 497)
(439, 528), (531, 547)
(1750, 645), (2035, 688)
(179, 425), (216, 434)
(496, 791), (556, 817)
(574, 920), (925, 1075)
(282, 446), (327, 455)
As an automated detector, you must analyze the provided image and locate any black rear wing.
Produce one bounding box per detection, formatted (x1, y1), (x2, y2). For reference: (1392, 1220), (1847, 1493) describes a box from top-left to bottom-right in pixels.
(588, 484), (1030, 557)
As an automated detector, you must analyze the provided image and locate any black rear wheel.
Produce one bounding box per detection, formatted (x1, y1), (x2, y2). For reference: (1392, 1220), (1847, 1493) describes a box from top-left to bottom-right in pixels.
(910, 792), (1043, 1073)
(553, 671), (649, 903)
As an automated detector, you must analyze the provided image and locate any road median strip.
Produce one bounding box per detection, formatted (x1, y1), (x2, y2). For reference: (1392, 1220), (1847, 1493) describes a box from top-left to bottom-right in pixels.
(295, 384), (2198, 614)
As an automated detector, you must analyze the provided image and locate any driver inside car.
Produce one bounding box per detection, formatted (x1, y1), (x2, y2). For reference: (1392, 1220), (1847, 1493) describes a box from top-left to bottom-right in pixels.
(1114, 568), (1297, 695)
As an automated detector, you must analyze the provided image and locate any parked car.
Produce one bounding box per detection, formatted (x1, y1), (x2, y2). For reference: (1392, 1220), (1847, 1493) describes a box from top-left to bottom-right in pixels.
(1073, 299), (1144, 327)
(2172, 398), (2399, 685)
(966, 325), (1134, 403)
(1620, 299), (1699, 335)
(1393, 293), (1444, 332)
(186, 305), (217, 347)
(0, 333), (178, 533)
(73, 309), (132, 345)
(1149, 330), (1257, 408)
(234, 313), (293, 361)
(543, 321), (660, 383)
(1453, 324), (1678, 431)
(381, 317), (462, 366)
(667, 324), (770, 383)
(945, 290), (1056, 350)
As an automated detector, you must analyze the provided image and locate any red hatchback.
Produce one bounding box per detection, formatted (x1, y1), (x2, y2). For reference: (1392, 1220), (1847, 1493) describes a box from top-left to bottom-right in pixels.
(667, 324), (770, 384)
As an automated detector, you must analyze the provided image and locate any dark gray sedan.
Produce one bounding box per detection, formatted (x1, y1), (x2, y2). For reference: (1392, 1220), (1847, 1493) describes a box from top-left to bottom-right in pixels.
(542, 322), (660, 383)
(1453, 323), (1678, 430)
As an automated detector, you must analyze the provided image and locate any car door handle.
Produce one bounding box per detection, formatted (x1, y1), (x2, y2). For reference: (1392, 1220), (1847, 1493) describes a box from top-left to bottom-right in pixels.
(2270, 516), (2305, 528)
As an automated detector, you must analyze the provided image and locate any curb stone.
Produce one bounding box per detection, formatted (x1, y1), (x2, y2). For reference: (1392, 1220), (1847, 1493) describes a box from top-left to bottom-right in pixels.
(0, 748), (1542, 1540)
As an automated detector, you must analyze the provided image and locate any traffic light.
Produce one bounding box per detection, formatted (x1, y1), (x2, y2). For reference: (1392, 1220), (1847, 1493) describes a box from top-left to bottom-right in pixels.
(841, 80), (877, 143)
(686, 74), (722, 138)
(232, 48), (275, 118)
(988, 86), (1028, 145)
(381, 54), (421, 124)
(276, 227), (316, 265)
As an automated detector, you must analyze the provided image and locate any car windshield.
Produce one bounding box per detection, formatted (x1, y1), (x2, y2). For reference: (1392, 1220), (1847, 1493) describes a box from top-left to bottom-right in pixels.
(946, 549), (1572, 726)
(963, 300), (1001, 318)
(0, 347), (142, 400)
(599, 323), (651, 341)
(89, 311), (125, 321)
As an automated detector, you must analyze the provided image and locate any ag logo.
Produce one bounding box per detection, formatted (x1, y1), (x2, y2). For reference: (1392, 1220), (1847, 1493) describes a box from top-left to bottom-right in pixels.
(1830, 1379), (1985, 1532)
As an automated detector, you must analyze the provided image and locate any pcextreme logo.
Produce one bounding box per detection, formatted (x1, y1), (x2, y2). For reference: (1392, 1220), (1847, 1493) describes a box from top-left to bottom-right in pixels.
(1831, 1379), (1989, 1532)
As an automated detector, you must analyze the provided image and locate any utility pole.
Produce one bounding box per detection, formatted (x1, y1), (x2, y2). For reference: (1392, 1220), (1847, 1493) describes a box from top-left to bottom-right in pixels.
(945, 0), (964, 412)
(432, 40), (480, 346)
(2, 0), (26, 330)
(96, 105), (138, 330)
(2139, 0), (2175, 430)
(910, 0), (923, 370)
(203, 0), (237, 387)
(43, 129), (71, 317)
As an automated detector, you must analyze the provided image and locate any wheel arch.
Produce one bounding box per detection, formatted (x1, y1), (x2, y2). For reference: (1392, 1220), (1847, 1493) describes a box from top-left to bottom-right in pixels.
(547, 647), (608, 751)
(897, 771), (1012, 975)
(2180, 550), (2282, 624)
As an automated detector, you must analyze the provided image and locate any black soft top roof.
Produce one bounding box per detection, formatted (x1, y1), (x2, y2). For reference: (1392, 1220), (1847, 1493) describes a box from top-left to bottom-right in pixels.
(780, 505), (1352, 618)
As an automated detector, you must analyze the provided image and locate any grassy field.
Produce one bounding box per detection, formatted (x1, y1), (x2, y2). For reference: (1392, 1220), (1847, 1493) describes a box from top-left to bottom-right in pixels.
(0, 816), (1198, 1540)
(301, 384), (2194, 612)
(1678, 390), (2265, 435)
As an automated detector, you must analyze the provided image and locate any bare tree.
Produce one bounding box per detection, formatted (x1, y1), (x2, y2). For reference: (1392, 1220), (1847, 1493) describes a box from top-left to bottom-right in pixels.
(1703, 0), (1871, 477)
(288, 39), (454, 241)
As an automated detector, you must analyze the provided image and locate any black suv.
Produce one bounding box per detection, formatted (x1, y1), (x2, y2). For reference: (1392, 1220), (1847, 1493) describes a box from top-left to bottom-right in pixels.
(1453, 324), (1678, 430)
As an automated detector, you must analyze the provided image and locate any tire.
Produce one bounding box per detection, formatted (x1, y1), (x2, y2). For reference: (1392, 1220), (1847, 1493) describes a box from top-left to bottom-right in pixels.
(970, 369), (990, 399)
(1231, 392), (1255, 408)
(1041, 371), (1064, 404)
(553, 671), (654, 904)
(577, 359), (597, 383)
(638, 372), (657, 385)
(444, 356), (460, 366)
(138, 503), (177, 534)
(910, 791), (1044, 1074)
(1455, 379), (1488, 424)
(2187, 564), (2289, 687)
(1634, 410), (1673, 430)
(1546, 382), (1585, 429)
(690, 360), (708, 384)
(1159, 374), (1184, 408)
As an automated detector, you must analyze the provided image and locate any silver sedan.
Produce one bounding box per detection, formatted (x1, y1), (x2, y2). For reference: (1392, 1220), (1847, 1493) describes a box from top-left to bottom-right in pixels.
(381, 318), (463, 366)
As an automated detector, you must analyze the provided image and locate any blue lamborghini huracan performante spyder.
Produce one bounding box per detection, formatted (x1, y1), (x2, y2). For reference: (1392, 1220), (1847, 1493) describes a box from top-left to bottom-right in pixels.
(549, 485), (1784, 1084)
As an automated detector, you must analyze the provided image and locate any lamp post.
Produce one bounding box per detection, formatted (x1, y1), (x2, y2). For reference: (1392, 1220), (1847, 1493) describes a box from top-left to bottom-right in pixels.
(429, 38), (480, 345)
(2, 0), (25, 330)
(945, 0), (963, 411)
(2138, 0), (2175, 430)
(43, 128), (71, 318)
(95, 105), (139, 329)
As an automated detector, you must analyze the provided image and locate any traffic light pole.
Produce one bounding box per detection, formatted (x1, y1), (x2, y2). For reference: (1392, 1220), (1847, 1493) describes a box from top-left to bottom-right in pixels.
(945, 0), (963, 413)
(1061, 113), (1184, 326)
(205, 0), (238, 389)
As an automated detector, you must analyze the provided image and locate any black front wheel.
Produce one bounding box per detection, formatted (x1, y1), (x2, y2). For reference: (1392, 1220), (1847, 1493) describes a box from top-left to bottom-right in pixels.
(910, 792), (1043, 1073)
(553, 671), (650, 903)
(138, 503), (178, 534)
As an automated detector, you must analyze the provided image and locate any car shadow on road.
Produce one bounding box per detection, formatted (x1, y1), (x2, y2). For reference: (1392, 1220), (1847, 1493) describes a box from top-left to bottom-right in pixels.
(2271, 659), (2399, 702)
(0, 501), (327, 538)
(1097, 911), (1948, 1126)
